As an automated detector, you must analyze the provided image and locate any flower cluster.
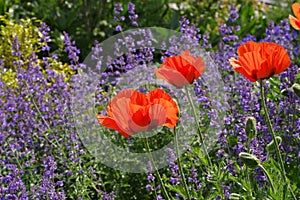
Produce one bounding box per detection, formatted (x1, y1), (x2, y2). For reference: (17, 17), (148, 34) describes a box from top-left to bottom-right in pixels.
(0, 23), (114, 199)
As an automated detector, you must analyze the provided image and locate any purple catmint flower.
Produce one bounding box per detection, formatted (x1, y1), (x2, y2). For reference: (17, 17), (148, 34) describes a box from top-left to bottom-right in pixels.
(115, 25), (122, 32)
(175, 193), (181, 198)
(113, 3), (125, 31)
(188, 166), (198, 183)
(178, 16), (201, 50)
(56, 181), (64, 187)
(170, 177), (180, 185)
(128, 2), (135, 15)
(101, 191), (115, 200)
(147, 174), (155, 181)
(166, 148), (180, 184)
(146, 184), (153, 191)
(157, 194), (163, 200)
(216, 149), (226, 158)
(228, 3), (239, 23)
(114, 3), (123, 20)
(221, 183), (231, 198)
(39, 22), (51, 51)
(63, 31), (85, 70)
(12, 36), (22, 57)
(128, 2), (138, 26)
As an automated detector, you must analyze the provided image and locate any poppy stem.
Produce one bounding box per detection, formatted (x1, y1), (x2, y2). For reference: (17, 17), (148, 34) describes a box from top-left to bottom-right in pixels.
(174, 128), (191, 200)
(258, 164), (276, 193)
(260, 79), (296, 200)
(143, 137), (172, 200)
(184, 86), (213, 168)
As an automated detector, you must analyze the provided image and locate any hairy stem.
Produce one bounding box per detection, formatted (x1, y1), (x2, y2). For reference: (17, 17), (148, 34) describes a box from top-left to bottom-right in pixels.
(144, 137), (171, 200)
(260, 79), (296, 200)
(184, 86), (212, 167)
(174, 128), (191, 200)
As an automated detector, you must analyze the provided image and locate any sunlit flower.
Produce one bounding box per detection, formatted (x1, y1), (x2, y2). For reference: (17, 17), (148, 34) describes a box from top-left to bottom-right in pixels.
(97, 88), (179, 138)
(229, 41), (290, 82)
(155, 50), (205, 87)
(289, 3), (300, 30)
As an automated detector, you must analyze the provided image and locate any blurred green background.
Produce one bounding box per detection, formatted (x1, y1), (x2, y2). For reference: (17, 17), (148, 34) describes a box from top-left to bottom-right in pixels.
(0, 0), (294, 60)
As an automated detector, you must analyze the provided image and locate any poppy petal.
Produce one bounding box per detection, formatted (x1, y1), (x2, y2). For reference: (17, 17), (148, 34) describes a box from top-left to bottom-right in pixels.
(180, 50), (196, 64)
(163, 55), (188, 70)
(159, 98), (179, 128)
(273, 47), (291, 74)
(147, 88), (171, 101)
(147, 89), (178, 127)
(237, 41), (260, 57)
(289, 15), (300, 30)
(111, 98), (133, 134)
(229, 57), (257, 82)
(130, 104), (151, 127)
(130, 91), (148, 107)
(102, 89), (136, 136)
(154, 67), (191, 87)
(149, 98), (178, 128)
(129, 91), (150, 128)
(96, 115), (131, 138)
(148, 103), (167, 128)
(292, 3), (300, 20)
(147, 88), (178, 113)
(192, 57), (205, 77)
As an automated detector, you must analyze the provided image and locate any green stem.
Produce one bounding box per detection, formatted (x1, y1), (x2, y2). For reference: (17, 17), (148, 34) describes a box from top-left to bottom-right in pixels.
(245, 167), (253, 198)
(184, 86), (212, 167)
(245, 141), (253, 197)
(258, 164), (276, 193)
(143, 137), (171, 200)
(174, 128), (191, 200)
(260, 80), (296, 200)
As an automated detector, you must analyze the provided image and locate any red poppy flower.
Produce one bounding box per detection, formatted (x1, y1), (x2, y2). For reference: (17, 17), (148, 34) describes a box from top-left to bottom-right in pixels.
(229, 41), (290, 82)
(97, 88), (179, 138)
(154, 50), (205, 87)
(289, 3), (300, 30)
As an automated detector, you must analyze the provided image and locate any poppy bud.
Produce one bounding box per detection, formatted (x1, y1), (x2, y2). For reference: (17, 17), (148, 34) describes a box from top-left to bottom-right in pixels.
(245, 117), (257, 139)
(239, 152), (260, 169)
(291, 83), (300, 97)
(280, 88), (289, 96)
(266, 136), (282, 153)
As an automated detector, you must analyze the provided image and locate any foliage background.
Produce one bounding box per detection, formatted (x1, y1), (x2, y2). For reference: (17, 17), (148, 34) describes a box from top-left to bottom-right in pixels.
(0, 0), (295, 58)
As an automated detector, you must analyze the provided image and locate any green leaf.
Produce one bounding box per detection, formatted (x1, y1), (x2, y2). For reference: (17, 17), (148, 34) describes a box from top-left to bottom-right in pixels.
(227, 134), (238, 146)
(165, 185), (187, 199)
(191, 146), (208, 166)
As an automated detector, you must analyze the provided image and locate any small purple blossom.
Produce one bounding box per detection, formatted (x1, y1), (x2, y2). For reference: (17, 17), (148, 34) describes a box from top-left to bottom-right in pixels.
(39, 23), (51, 51)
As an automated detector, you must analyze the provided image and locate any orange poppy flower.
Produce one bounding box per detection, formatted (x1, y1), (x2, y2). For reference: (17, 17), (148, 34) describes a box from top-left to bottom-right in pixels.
(289, 3), (300, 30)
(229, 41), (290, 82)
(154, 50), (205, 87)
(97, 88), (179, 138)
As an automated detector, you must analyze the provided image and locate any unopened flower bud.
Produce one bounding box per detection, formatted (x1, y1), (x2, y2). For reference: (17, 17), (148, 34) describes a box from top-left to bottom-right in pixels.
(239, 152), (260, 169)
(266, 136), (282, 153)
(245, 117), (257, 139)
(280, 88), (289, 96)
(291, 83), (300, 97)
